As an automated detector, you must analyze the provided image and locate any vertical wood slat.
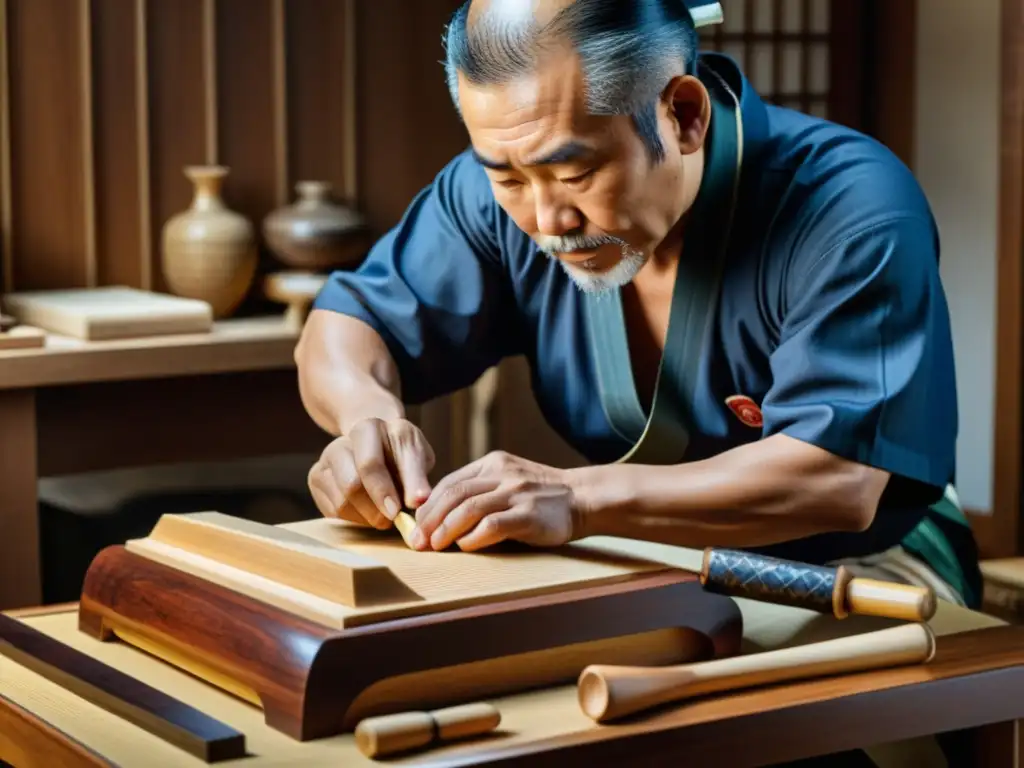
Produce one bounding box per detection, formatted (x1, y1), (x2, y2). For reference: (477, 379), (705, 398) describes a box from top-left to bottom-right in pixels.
(343, 0), (357, 203)
(203, 0), (217, 166)
(0, 0), (11, 293)
(80, 0), (96, 287)
(214, 0), (279, 230)
(144, 0), (210, 294)
(6, 0), (91, 290)
(271, 0), (287, 207)
(283, 0), (349, 206)
(91, 0), (146, 288)
(136, 0), (151, 289)
(989, 0), (1024, 558)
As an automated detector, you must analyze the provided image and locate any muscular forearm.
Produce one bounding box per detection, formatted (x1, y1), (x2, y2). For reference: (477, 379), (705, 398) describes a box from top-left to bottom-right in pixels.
(295, 309), (405, 436)
(572, 434), (889, 548)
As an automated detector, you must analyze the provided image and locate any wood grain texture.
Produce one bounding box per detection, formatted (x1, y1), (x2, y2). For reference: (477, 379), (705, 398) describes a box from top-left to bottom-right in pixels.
(78, 544), (742, 741)
(125, 514), (683, 628)
(0, 388), (39, 609)
(34, 368), (328, 475)
(136, 511), (414, 608)
(144, 0), (210, 295)
(989, 0), (1024, 559)
(6, 0), (91, 289)
(419, 625), (1024, 768)
(0, 692), (114, 768)
(0, 599), (1015, 767)
(0, 316), (299, 391)
(0, 613), (246, 762)
(284, 0), (350, 202)
(215, 0), (280, 230)
(90, 0), (147, 288)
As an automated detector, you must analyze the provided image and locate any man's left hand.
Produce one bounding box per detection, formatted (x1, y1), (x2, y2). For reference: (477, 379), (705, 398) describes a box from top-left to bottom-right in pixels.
(410, 451), (585, 551)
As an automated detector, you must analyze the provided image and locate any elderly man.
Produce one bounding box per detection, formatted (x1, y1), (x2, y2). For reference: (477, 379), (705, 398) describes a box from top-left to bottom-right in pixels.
(295, 0), (982, 612)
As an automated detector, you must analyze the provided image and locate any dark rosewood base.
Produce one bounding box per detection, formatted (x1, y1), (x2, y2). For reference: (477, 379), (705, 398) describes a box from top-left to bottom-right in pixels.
(78, 545), (742, 741)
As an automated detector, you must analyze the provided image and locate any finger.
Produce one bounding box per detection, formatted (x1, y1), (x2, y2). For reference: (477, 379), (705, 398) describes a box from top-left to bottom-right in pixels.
(309, 481), (338, 519)
(414, 459), (487, 526)
(328, 447), (390, 529)
(389, 433), (435, 509)
(414, 476), (501, 546)
(456, 508), (534, 552)
(428, 488), (512, 551)
(308, 463), (340, 516)
(349, 488), (393, 531)
(349, 421), (402, 521)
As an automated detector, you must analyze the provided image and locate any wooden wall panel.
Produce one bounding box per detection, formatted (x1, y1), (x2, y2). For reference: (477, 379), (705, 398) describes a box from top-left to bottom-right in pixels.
(284, 0), (352, 206)
(355, 0), (467, 231)
(144, 0), (211, 295)
(0, 0), (469, 294)
(6, 0), (92, 290)
(91, 0), (146, 288)
(215, 0), (283, 246)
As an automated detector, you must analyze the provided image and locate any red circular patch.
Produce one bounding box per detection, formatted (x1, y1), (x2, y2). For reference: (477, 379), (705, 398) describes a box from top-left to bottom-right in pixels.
(725, 395), (763, 428)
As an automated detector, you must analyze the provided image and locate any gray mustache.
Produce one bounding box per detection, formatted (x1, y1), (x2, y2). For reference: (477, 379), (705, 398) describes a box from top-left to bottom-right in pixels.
(536, 233), (625, 252)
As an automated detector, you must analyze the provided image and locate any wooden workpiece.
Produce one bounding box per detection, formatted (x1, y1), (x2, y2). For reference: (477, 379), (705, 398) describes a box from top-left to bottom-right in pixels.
(132, 511), (418, 607)
(79, 513), (743, 740)
(122, 513), (674, 628)
(0, 614), (245, 762)
(1, 597), (1021, 767)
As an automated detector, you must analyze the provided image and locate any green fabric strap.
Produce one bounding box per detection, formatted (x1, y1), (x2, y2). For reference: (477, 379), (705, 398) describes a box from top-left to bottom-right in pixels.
(585, 73), (744, 466)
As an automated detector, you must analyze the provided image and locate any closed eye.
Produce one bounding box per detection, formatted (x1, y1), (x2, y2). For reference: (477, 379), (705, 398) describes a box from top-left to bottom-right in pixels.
(561, 168), (595, 185)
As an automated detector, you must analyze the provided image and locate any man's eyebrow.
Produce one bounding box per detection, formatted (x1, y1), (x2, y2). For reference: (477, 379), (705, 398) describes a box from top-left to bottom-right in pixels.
(472, 141), (596, 171)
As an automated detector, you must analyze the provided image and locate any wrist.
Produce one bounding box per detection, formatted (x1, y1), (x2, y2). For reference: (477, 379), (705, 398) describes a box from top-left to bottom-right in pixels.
(564, 464), (637, 540)
(336, 382), (406, 435)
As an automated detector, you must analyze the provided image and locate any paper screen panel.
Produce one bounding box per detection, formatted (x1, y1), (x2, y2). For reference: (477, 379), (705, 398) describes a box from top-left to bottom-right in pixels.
(700, 0), (831, 119)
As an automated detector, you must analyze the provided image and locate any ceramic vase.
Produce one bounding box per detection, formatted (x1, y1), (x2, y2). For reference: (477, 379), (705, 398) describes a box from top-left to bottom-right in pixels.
(161, 165), (257, 318)
(262, 181), (369, 271)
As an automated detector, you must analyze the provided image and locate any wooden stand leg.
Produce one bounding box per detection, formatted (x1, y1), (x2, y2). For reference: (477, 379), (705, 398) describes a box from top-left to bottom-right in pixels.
(0, 389), (41, 610)
(973, 720), (1021, 768)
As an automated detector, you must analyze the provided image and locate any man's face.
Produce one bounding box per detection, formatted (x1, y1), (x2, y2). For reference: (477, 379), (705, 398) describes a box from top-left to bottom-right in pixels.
(457, 49), (707, 293)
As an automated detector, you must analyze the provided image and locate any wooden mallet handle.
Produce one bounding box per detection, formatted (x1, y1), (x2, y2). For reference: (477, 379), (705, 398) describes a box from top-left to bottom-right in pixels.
(354, 702), (501, 758)
(701, 548), (937, 621)
(578, 621), (936, 723)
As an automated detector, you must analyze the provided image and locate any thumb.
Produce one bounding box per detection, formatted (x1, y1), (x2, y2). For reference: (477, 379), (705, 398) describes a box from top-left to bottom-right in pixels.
(394, 443), (433, 509)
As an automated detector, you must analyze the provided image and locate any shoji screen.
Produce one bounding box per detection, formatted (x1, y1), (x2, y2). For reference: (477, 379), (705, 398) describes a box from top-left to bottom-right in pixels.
(699, 0), (834, 119)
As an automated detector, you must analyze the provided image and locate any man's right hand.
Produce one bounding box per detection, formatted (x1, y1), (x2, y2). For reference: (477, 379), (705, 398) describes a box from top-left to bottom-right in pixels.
(308, 417), (435, 529)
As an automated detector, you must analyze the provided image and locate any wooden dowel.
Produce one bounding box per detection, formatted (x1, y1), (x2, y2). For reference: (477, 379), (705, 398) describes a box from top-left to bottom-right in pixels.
(578, 622), (936, 723)
(354, 702), (501, 758)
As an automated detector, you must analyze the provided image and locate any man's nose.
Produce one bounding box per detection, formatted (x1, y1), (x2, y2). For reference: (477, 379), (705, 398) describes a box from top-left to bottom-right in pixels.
(534, 186), (581, 236)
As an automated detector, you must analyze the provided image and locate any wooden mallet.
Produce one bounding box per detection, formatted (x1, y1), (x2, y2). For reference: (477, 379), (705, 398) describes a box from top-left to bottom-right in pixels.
(578, 621), (936, 723)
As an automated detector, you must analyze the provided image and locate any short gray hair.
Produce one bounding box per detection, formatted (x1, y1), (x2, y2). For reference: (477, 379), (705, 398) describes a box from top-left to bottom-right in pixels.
(442, 0), (702, 162)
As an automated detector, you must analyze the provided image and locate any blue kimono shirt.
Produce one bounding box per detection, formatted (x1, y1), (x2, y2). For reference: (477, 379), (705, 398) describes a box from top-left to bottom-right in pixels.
(312, 53), (981, 605)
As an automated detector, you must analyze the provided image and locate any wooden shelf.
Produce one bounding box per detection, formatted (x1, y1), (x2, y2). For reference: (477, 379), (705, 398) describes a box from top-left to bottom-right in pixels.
(0, 316), (300, 390)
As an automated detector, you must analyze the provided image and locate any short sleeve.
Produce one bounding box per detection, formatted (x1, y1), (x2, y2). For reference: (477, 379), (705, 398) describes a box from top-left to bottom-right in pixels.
(311, 150), (522, 405)
(760, 214), (957, 506)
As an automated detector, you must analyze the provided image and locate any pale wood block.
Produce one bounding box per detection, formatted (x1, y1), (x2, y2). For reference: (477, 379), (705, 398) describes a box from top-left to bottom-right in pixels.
(132, 511), (419, 608)
(2, 286), (213, 341)
(0, 326), (45, 351)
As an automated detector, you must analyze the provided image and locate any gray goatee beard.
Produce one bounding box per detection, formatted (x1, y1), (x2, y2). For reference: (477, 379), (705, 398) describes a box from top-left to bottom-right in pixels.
(535, 233), (647, 296)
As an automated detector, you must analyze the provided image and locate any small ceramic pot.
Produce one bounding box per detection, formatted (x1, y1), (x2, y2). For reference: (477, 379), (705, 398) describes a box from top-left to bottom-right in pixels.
(263, 181), (369, 271)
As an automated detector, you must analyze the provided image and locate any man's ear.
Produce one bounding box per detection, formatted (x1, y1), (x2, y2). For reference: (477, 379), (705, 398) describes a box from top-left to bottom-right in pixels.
(662, 75), (711, 155)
